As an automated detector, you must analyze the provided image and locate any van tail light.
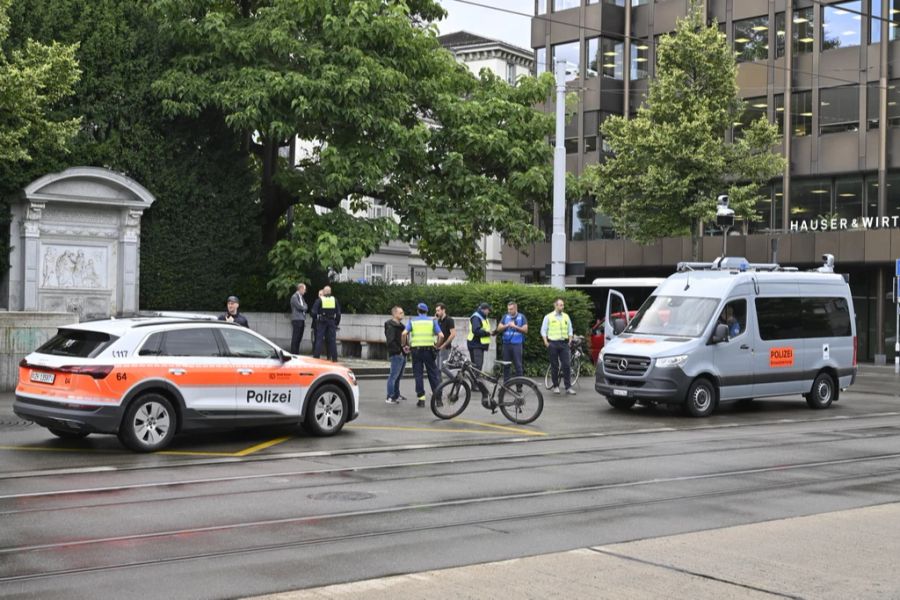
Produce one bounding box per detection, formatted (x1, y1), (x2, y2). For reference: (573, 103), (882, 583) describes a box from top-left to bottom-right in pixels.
(57, 365), (114, 380)
(852, 336), (858, 367)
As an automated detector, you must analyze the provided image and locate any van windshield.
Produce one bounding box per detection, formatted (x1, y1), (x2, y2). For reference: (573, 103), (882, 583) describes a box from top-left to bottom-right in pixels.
(625, 295), (719, 338)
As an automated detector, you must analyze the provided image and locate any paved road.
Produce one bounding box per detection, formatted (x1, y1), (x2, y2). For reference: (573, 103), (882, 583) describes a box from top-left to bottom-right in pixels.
(1, 366), (899, 598)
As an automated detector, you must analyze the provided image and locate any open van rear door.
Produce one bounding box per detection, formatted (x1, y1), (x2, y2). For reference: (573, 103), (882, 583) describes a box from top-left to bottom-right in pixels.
(605, 290), (630, 341)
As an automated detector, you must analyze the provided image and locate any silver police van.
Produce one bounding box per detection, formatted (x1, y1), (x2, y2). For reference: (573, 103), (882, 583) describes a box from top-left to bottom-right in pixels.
(595, 255), (857, 417)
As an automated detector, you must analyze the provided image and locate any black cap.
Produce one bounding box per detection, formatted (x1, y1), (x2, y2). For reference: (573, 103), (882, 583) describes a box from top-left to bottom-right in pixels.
(478, 302), (492, 311)
(226, 295), (240, 304)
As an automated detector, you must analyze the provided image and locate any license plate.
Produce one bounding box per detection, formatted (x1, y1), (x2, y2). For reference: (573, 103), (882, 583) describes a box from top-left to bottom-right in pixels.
(613, 389), (628, 397)
(30, 371), (55, 385)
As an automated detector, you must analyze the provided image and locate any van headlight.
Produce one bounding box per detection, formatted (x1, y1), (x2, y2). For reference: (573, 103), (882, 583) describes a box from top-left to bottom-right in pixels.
(656, 355), (688, 368)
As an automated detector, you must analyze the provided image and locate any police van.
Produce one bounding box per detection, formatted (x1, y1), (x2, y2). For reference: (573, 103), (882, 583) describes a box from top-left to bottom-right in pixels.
(595, 255), (857, 417)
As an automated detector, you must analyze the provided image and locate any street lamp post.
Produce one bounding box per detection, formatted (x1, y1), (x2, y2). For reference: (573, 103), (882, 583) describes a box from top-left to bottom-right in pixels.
(716, 194), (735, 257)
(550, 58), (567, 290)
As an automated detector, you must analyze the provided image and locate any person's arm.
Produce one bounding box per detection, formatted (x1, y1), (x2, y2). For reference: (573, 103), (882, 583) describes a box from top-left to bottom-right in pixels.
(290, 294), (302, 312)
(540, 315), (550, 347)
(433, 321), (444, 347)
(310, 299), (321, 319)
(444, 323), (456, 348)
(402, 321), (411, 345)
(567, 314), (574, 342)
(518, 315), (528, 335)
(496, 316), (509, 332)
(334, 299), (341, 326)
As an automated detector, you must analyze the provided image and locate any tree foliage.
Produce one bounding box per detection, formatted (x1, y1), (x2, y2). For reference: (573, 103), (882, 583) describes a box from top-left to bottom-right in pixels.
(584, 2), (784, 257)
(152, 0), (555, 284)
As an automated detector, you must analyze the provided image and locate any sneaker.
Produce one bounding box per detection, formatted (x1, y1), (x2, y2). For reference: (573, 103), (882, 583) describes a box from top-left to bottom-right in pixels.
(553, 387), (561, 395)
(416, 397), (426, 408)
(434, 397), (443, 408)
(566, 388), (577, 395)
(399, 395), (409, 402)
(386, 397), (400, 404)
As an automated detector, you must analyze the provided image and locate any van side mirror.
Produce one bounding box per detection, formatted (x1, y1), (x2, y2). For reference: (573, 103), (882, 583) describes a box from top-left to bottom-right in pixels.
(711, 323), (729, 344)
(613, 318), (626, 335)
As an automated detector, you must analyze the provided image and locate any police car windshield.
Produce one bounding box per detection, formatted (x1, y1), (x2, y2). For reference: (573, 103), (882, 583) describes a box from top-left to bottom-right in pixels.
(624, 296), (719, 338)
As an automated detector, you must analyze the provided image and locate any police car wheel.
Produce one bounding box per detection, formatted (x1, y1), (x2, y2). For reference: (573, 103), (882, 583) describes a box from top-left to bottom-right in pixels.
(305, 385), (347, 436)
(118, 394), (177, 452)
(685, 379), (716, 418)
(607, 397), (636, 410)
(805, 373), (836, 409)
(47, 428), (89, 440)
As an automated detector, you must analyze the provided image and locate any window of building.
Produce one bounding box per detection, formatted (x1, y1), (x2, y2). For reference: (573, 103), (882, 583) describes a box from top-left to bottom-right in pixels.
(775, 12), (787, 58)
(599, 37), (624, 80)
(506, 63), (515, 84)
(552, 0), (580, 11)
(734, 16), (769, 62)
(820, 85), (859, 134)
(792, 90), (813, 136)
(586, 37), (599, 79)
(552, 41), (581, 82)
(735, 96), (768, 139)
(794, 7), (815, 55)
(791, 179), (833, 221)
(868, 172), (900, 217)
(749, 185), (773, 233)
(870, 0), (900, 44)
(536, 47), (546, 75)
(631, 40), (649, 79)
(584, 110), (599, 154)
(537, 0), (547, 14)
(774, 93), (785, 131)
(773, 181), (784, 232)
(823, 1), (862, 50)
(835, 176), (863, 221)
(866, 80), (900, 129)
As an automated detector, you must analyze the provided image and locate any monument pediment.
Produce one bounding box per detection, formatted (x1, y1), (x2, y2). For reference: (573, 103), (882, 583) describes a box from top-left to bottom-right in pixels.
(23, 167), (155, 208)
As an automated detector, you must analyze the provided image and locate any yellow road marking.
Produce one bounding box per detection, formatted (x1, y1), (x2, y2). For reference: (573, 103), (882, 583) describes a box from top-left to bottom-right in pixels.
(233, 435), (293, 456)
(346, 425), (511, 435)
(159, 449), (240, 457)
(455, 418), (547, 437)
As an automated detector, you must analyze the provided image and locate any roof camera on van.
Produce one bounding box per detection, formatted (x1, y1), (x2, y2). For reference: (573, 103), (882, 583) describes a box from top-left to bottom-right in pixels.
(817, 254), (835, 273)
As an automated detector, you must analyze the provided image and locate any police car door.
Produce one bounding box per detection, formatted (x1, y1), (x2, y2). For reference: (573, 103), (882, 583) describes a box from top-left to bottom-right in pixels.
(219, 328), (302, 418)
(714, 298), (754, 401)
(605, 290), (630, 341)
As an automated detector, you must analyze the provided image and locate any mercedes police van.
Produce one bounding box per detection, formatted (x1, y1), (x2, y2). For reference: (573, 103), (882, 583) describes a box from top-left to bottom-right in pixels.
(595, 255), (857, 417)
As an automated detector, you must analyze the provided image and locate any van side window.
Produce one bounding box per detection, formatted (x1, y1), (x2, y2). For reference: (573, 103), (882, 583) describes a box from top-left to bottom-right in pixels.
(718, 300), (747, 338)
(756, 298), (803, 340)
(756, 297), (850, 340)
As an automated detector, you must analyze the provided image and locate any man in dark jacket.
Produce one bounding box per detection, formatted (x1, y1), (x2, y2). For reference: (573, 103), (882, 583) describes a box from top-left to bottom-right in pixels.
(384, 306), (407, 404)
(218, 295), (249, 328)
(466, 302), (492, 370)
(289, 283), (307, 354)
(311, 286), (340, 361)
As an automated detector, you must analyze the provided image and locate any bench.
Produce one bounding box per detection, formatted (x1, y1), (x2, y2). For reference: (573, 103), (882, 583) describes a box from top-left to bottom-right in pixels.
(336, 337), (388, 360)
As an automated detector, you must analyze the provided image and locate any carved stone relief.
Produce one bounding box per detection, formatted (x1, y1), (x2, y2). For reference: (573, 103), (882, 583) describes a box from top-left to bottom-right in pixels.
(40, 244), (108, 289)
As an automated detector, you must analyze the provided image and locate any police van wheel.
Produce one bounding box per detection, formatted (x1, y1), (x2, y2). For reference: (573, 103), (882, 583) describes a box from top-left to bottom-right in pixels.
(685, 379), (716, 418)
(118, 394), (177, 452)
(606, 397), (636, 410)
(48, 428), (89, 440)
(805, 373), (836, 409)
(305, 385), (347, 436)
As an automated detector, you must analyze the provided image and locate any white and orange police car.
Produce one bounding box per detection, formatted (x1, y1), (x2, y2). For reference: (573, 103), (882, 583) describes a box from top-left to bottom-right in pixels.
(14, 317), (359, 452)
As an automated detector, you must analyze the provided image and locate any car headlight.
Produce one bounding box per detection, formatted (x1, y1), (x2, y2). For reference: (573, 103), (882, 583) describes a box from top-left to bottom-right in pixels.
(656, 355), (688, 368)
(346, 370), (357, 385)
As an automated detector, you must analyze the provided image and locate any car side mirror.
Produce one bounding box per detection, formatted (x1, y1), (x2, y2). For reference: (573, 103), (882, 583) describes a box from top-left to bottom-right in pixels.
(279, 350), (292, 362)
(711, 323), (729, 344)
(613, 318), (626, 335)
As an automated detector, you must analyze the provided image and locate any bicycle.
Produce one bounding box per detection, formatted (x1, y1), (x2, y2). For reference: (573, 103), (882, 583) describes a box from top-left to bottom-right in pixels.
(432, 348), (544, 425)
(544, 335), (587, 390)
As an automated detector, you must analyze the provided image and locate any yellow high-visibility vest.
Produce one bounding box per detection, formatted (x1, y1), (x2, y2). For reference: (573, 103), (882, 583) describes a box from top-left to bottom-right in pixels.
(322, 296), (336, 309)
(545, 312), (571, 341)
(466, 312), (491, 345)
(410, 318), (436, 347)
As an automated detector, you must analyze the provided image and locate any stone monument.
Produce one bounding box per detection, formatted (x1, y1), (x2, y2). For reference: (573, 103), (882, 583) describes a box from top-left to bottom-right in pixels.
(3, 167), (156, 318)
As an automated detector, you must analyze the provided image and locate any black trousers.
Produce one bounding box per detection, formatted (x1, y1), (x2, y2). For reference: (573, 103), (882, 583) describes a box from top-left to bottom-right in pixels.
(290, 320), (306, 354)
(468, 346), (486, 371)
(314, 319), (338, 362)
(548, 340), (571, 389)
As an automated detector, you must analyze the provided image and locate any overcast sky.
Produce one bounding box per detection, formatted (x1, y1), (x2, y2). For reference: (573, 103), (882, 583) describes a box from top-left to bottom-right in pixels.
(436, 0), (532, 50)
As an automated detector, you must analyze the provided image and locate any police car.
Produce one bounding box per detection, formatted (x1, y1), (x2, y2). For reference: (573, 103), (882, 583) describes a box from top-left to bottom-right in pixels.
(14, 317), (359, 452)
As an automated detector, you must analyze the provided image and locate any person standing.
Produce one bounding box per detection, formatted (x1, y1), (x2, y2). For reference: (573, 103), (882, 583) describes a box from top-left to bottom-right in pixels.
(384, 306), (408, 404)
(466, 302), (492, 371)
(434, 302), (456, 374)
(218, 295), (250, 328)
(311, 289), (324, 350)
(311, 286), (340, 362)
(402, 302), (443, 408)
(541, 297), (575, 395)
(289, 283), (308, 354)
(497, 301), (527, 382)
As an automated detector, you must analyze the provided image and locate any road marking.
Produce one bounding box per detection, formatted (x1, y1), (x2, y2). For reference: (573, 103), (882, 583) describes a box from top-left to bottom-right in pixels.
(455, 418), (547, 437)
(346, 425), (512, 435)
(159, 449), (240, 457)
(233, 436), (293, 456)
(0, 445), (249, 458)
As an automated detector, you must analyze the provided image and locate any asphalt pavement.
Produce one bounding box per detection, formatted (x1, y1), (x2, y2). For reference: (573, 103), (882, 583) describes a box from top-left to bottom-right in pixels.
(1, 365), (899, 599)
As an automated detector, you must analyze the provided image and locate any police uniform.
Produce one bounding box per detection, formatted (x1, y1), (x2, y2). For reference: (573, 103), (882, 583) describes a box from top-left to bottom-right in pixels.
(312, 294), (341, 362)
(542, 310), (573, 391)
(466, 307), (492, 371)
(406, 305), (442, 407)
(500, 311), (527, 382)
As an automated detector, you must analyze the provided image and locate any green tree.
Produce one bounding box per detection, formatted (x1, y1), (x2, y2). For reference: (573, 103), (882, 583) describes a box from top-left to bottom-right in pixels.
(0, 0), (79, 177)
(585, 2), (784, 258)
(152, 0), (554, 288)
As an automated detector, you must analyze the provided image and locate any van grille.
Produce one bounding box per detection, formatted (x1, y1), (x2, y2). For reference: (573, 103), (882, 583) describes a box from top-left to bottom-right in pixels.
(603, 354), (651, 377)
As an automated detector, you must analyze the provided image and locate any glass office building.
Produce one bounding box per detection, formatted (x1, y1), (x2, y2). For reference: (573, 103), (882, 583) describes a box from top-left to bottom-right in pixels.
(509, 0), (900, 361)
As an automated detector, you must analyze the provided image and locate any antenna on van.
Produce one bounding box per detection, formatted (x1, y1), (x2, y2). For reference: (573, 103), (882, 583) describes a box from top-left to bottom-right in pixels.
(684, 270), (691, 291)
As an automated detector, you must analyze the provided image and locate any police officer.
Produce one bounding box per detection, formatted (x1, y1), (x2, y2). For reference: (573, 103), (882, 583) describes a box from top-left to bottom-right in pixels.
(466, 302), (492, 371)
(218, 295), (249, 328)
(311, 286), (340, 362)
(402, 303), (443, 408)
(541, 297), (575, 395)
(497, 301), (527, 382)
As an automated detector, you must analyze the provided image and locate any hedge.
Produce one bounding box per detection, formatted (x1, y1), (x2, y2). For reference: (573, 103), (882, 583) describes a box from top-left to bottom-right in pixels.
(330, 282), (594, 376)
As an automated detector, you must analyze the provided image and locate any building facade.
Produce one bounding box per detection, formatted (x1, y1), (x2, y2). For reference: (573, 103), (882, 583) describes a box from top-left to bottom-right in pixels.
(336, 32), (533, 284)
(511, 0), (900, 362)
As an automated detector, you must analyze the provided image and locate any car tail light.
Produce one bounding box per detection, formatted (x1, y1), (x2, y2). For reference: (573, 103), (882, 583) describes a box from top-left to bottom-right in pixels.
(852, 336), (858, 367)
(57, 365), (114, 380)
(19, 358), (28, 368)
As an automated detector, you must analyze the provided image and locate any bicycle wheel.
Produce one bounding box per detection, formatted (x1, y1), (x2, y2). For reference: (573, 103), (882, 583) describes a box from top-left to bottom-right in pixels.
(498, 378), (544, 425)
(431, 378), (471, 419)
(570, 356), (582, 387)
(544, 364), (553, 390)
